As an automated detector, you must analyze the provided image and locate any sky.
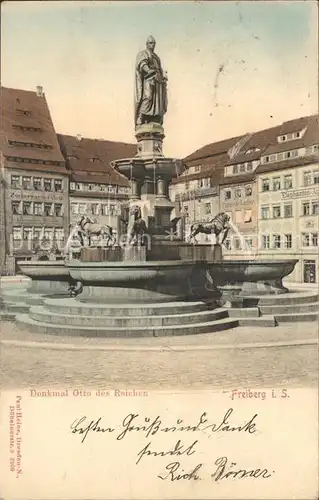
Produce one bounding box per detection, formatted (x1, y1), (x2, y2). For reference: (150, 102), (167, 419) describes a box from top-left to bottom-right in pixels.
(1, 1), (318, 158)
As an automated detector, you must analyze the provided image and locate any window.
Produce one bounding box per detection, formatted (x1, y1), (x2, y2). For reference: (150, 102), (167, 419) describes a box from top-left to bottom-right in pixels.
(54, 179), (62, 192)
(23, 202), (32, 215)
(246, 162), (253, 171)
(302, 233), (310, 247)
(312, 233), (318, 246)
(109, 204), (116, 216)
(13, 227), (22, 240)
(273, 235), (281, 249)
(44, 203), (53, 216)
(261, 179), (270, 191)
(23, 227), (33, 240)
(205, 202), (211, 215)
(91, 203), (100, 216)
(235, 188), (242, 198)
(11, 175), (20, 188)
(302, 202), (310, 216)
(239, 164), (245, 173)
(263, 156), (269, 163)
(273, 177), (281, 191)
(71, 203), (79, 215)
(244, 210), (252, 223)
(284, 234), (292, 249)
(273, 206), (281, 218)
(284, 204), (293, 218)
(234, 238), (241, 250)
(261, 206), (270, 219)
(284, 175), (293, 189)
(33, 202), (43, 215)
(269, 155), (276, 162)
(70, 182), (76, 190)
(233, 165), (239, 174)
(54, 204), (63, 216)
(314, 170), (319, 185)
(185, 181), (189, 191)
(285, 151), (291, 159)
(304, 172), (312, 186)
(244, 238), (253, 250)
(245, 185), (252, 196)
(235, 210), (242, 224)
(224, 189), (231, 200)
(44, 178), (52, 191)
(34, 177), (42, 190)
(55, 228), (65, 242)
(224, 239), (231, 250)
(76, 183), (83, 191)
(22, 176), (32, 190)
(290, 150), (298, 158)
(262, 235), (270, 249)
(12, 201), (21, 215)
(78, 204), (87, 215)
(44, 228), (54, 241)
(312, 202), (319, 215)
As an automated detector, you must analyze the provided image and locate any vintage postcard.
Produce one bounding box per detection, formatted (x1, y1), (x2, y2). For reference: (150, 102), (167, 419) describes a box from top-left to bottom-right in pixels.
(0, 1), (318, 499)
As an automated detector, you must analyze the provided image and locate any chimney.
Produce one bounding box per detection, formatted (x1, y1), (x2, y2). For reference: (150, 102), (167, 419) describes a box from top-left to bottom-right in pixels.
(76, 134), (82, 142)
(36, 85), (44, 97)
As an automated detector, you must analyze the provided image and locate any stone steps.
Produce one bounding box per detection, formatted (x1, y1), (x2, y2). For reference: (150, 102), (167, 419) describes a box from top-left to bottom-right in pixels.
(275, 312), (319, 323)
(1, 301), (30, 314)
(0, 312), (16, 321)
(16, 313), (239, 338)
(29, 305), (229, 327)
(227, 307), (260, 318)
(43, 298), (212, 317)
(254, 292), (319, 306)
(259, 301), (319, 315)
(237, 315), (277, 327)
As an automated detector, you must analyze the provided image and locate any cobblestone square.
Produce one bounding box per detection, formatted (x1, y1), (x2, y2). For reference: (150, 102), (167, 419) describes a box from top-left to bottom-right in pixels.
(1, 321), (318, 390)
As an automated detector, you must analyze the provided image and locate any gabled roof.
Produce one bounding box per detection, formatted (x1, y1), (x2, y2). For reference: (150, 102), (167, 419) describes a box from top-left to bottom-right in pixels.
(256, 154), (318, 175)
(57, 134), (136, 186)
(262, 115), (319, 155)
(184, 135), (244, 163)
(0, 87), (67, 173)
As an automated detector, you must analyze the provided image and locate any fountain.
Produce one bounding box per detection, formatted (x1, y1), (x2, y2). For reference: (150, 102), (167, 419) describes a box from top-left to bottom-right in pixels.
(12, 37), (317, 333)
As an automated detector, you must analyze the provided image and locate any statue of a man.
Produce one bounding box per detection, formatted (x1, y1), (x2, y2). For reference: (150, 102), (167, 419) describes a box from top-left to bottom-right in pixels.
(134, 36), (168, 127)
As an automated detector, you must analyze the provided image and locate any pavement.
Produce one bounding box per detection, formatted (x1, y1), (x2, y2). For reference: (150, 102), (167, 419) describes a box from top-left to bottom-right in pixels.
(1, 321), (318, 390)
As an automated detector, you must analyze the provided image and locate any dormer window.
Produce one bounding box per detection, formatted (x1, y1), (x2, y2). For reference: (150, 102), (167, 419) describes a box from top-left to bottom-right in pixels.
(90, 158), (100, 163)
(278, 130), (304, 143)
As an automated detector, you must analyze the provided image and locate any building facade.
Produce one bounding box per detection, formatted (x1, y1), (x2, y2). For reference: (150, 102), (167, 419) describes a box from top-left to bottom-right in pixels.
(256, 117), (318, 283)
(57, 134), (135, 249)
(0, 86), (69, 274)
(171, 114), (318, 283)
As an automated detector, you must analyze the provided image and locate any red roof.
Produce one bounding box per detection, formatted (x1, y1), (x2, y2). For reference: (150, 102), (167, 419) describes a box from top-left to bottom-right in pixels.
(57, 134), (135, 186)
(184, 135), (244, 163)
(0, 87), (67, 174)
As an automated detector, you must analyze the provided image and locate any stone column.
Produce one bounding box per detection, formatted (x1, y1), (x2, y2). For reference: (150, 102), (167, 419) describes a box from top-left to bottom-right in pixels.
(156, 176), (166, 198)
(129, 179), (140, 201)
(141, 176), (155, 195)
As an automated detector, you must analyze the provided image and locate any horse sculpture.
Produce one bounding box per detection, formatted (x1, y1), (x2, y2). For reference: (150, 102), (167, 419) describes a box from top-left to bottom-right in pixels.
(128, 205), (148, 246)
(74, 215), (115, 247)
(187, 212), (230, 244)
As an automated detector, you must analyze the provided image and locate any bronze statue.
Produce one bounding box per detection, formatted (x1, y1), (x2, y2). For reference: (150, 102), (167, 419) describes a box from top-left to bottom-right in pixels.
(187, 212), (230, 244)
(128, 206), (148, 246)
(134, 36), (168, 126)
(74, 216), (115, 247)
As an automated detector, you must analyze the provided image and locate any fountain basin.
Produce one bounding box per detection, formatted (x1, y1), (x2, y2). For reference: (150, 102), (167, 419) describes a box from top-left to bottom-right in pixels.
(208, 259), (298, 296)
(66, 259), (210, 303)
(17, 260), (71, 295)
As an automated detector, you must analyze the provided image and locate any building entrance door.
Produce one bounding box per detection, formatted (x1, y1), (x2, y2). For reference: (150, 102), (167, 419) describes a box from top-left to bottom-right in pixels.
(303, 260), (316, 283)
